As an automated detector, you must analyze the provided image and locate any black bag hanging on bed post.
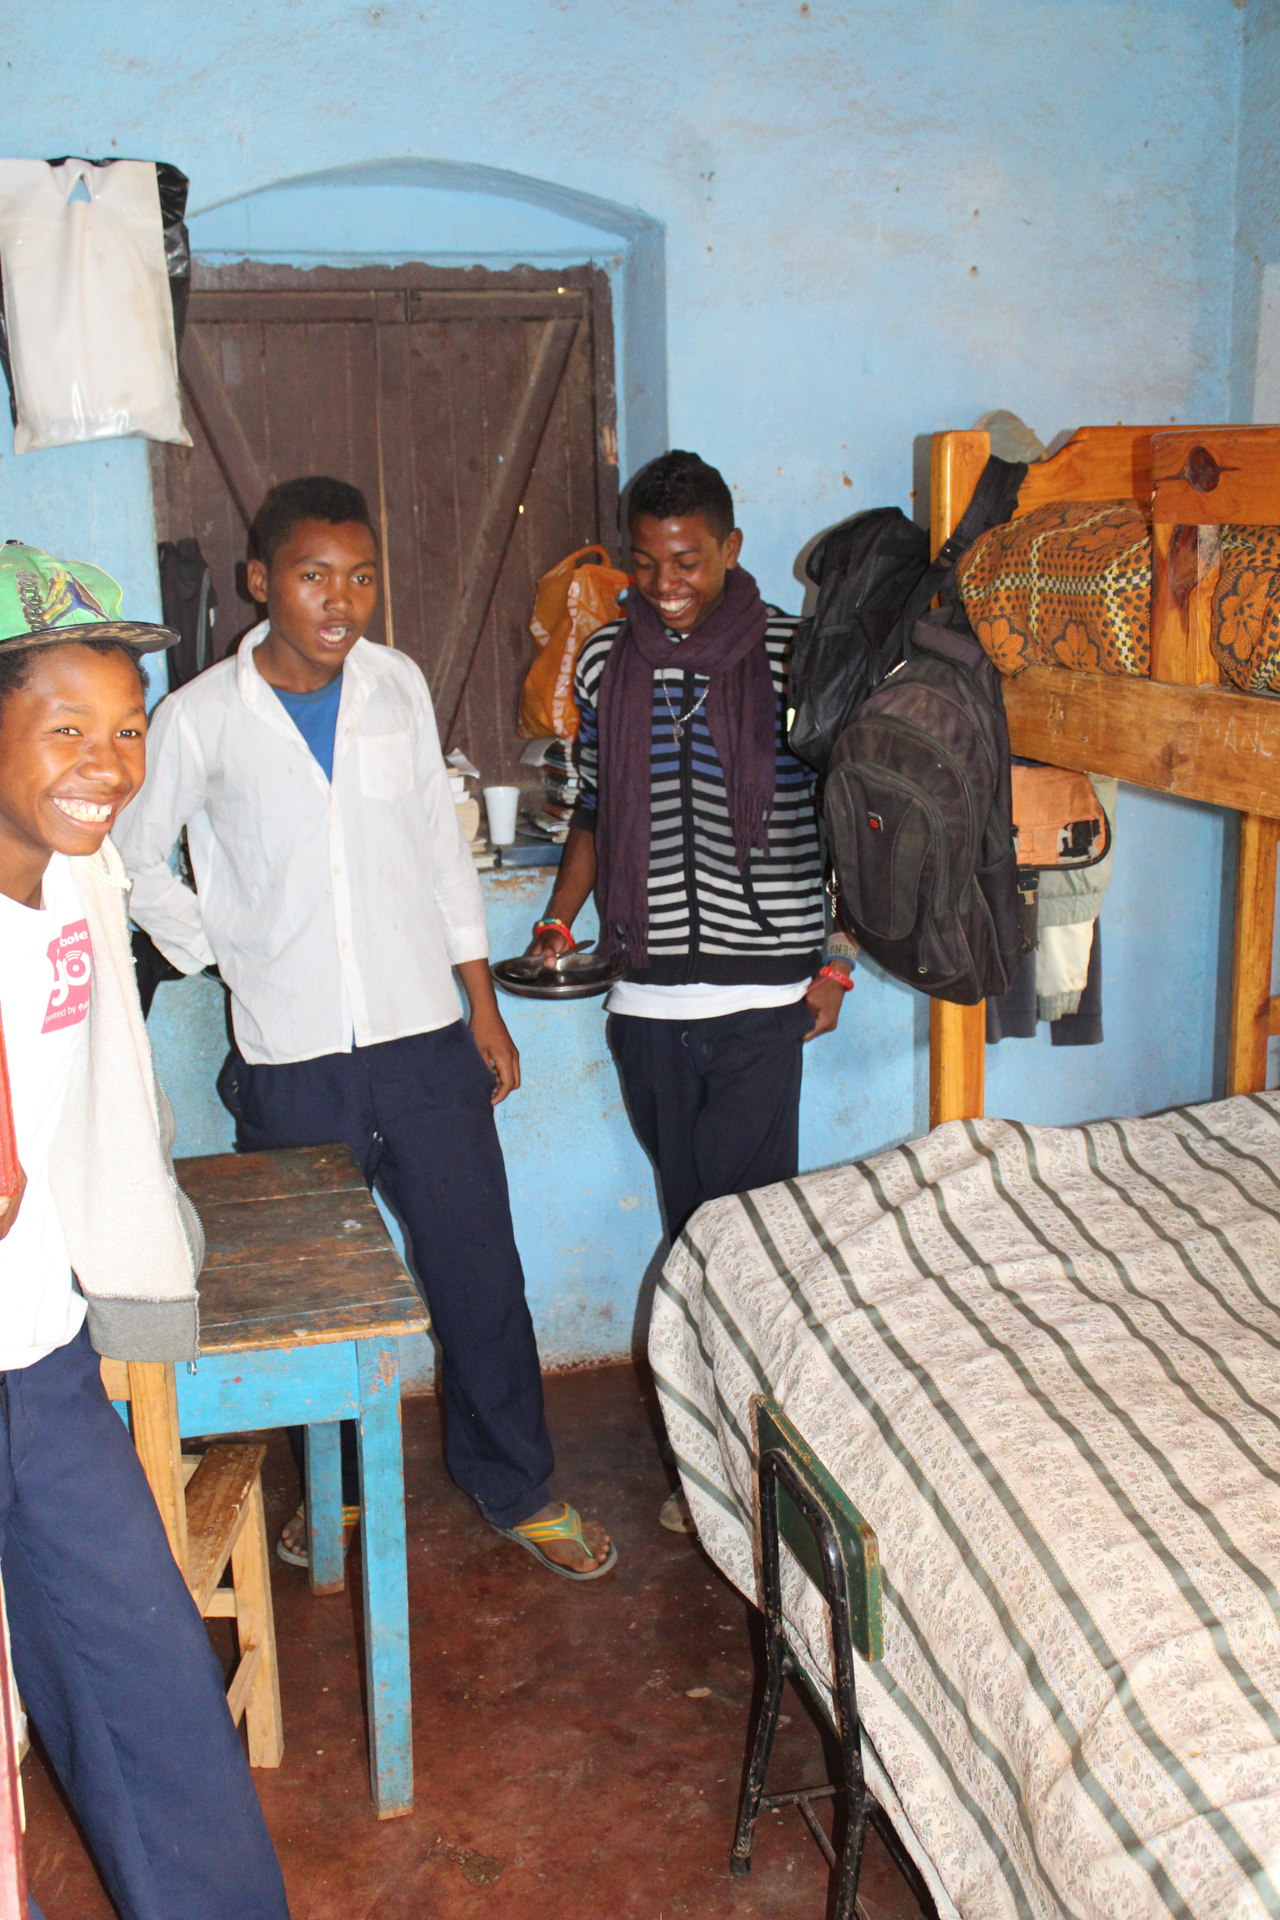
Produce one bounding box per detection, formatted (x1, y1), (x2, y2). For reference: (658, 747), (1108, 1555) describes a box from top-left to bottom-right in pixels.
(787, 454), (1027, 777)
(824, 605), (1022, 1004)
(786, 509), (928, 776)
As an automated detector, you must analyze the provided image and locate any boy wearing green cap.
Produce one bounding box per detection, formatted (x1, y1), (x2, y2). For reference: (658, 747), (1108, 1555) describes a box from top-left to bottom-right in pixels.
(0, 543), (289, 1920)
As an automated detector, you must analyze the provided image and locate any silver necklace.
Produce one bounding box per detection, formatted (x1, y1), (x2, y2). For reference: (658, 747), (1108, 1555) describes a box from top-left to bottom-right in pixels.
(661, 676), (709, 744)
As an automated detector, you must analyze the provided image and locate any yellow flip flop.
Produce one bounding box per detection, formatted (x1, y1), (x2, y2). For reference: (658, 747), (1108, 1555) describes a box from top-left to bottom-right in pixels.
(494, 1501), (617, 1581)
(276, 1501), (361, 1569)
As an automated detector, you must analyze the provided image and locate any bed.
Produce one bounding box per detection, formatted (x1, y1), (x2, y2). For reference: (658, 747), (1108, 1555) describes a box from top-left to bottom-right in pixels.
(650, 425), (1280, 1918)
(652, 1090), (1280, 1919)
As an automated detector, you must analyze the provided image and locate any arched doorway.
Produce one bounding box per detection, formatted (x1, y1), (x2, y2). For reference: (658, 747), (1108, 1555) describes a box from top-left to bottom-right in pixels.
(153, 161), (666, 781)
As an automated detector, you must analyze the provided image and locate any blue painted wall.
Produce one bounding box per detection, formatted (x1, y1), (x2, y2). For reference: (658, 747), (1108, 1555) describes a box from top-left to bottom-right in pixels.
(1231, 0), (1280, 417)
(0, 1), (1245, 598)
(148, 866), (919, 1366)
(0, 439), (160, 623)
(3, 0), (1264, 1362)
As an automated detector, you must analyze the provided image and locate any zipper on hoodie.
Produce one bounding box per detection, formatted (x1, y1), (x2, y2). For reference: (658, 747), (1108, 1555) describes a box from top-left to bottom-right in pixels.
(741, 863), (780, 936)
(679, 669), (701, 982)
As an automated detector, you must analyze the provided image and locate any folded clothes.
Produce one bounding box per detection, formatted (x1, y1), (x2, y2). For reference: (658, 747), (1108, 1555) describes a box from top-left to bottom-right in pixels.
(960, 497), (1280, 697)
(957, 500), (1150, 676)
(1213, 525), (1280, 691)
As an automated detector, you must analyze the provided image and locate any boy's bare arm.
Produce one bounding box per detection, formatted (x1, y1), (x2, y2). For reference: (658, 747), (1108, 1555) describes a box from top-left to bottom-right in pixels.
(455, 958), (521, 1104)
(530, 826), (597, 956)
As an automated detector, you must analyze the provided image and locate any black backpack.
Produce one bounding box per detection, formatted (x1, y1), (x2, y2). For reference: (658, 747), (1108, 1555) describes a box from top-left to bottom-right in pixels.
(824, 607), (1020, 1005)
(787, 455), (1027, 776)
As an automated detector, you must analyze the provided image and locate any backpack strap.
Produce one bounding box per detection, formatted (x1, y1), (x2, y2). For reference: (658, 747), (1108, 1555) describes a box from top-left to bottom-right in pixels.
(884, 454), (1027, 671)
(932, 454), (1028, 576)
(909, 601), (1011, 697)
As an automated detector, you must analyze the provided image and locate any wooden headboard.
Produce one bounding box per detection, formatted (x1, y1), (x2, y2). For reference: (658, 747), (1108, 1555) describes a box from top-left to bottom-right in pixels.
(928, 424), (1280, 1127)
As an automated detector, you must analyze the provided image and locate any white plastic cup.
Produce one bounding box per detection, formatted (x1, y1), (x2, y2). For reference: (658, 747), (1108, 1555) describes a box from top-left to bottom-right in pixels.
(483, 785), (521, 847)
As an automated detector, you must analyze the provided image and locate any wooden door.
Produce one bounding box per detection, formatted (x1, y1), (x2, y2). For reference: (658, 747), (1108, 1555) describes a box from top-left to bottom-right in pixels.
(151, 263), (618, 782)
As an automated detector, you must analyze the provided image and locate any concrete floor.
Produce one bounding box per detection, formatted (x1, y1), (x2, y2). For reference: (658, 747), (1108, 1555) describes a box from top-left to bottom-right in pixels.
(23, 1365), (935, 1920)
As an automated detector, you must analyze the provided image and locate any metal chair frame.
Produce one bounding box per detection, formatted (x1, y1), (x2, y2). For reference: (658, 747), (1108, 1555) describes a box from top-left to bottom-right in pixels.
(730, 1398), (934, 1918)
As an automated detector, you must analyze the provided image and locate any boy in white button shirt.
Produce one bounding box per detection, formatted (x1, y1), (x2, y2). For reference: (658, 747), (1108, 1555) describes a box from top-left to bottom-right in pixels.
(117, 478), (613, 1581)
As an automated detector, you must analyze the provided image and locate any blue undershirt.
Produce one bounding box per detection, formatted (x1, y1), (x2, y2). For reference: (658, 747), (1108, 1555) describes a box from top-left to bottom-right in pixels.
(273, 673), (343, 782)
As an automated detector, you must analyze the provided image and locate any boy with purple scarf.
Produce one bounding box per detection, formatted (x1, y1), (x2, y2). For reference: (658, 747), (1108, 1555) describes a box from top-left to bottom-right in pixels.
(531, 451), (854, 1527)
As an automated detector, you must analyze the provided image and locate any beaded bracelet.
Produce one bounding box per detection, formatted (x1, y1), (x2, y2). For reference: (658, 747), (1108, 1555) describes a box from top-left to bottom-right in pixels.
(533, 917), (575, 948)
(816, 963), (854, 992)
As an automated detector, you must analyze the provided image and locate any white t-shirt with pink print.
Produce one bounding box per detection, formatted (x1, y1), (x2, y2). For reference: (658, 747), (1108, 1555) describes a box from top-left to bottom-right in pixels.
(0, 853), (91, 1370)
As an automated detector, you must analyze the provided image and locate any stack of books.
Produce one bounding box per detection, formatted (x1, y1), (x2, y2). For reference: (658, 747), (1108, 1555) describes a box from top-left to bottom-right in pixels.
(446, 750), (496, 870)
(518, 738), (580, 843)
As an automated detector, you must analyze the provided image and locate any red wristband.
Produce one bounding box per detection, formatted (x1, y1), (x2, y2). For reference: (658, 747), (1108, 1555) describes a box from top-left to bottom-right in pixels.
(817, 963), (854, 992)
(533, 918), (575, 948)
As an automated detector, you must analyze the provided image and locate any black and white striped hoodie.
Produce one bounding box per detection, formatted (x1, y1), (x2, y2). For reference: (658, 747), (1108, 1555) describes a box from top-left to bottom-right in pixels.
(571, 610), (826, 985)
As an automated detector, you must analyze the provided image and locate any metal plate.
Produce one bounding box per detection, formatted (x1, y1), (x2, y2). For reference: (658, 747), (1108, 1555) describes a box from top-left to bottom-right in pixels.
(490, 947), (625, 1000)
(495, 840), (565, 868)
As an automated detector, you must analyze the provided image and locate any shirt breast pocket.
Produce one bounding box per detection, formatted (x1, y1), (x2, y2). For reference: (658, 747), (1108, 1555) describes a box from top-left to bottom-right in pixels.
(358, 731), (414, 800)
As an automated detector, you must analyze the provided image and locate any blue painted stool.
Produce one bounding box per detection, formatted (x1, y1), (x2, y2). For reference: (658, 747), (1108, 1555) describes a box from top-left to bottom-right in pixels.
(172, 1144), (429, 1819)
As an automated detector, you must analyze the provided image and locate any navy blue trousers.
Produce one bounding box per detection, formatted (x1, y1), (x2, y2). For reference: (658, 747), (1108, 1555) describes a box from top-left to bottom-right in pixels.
(609, 1000), (810, 1238)
(218, 1023), (553, 1529)
(3, 1325), (288, 1920)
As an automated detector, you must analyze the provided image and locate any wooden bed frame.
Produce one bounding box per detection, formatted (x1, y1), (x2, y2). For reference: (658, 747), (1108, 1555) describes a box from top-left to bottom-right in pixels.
(929, 424), (1280, 1125)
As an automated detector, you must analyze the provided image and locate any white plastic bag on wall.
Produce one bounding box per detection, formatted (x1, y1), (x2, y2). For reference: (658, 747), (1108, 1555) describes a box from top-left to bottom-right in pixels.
(0, 158), (190, 454)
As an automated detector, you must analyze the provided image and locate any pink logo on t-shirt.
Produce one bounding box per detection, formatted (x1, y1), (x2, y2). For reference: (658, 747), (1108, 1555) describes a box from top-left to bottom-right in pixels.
(41, 921), (92, 1033)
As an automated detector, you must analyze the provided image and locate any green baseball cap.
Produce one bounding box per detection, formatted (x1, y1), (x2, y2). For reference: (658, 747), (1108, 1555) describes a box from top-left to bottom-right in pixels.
(0, 541), (178, 654)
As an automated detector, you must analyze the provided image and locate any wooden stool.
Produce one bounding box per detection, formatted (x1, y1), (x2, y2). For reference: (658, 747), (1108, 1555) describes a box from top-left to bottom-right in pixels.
(100, 1358), (283, 1768)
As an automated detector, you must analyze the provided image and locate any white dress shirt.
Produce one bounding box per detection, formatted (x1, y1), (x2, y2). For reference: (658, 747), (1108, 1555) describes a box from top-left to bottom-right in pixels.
(115, 624), (489, 1065)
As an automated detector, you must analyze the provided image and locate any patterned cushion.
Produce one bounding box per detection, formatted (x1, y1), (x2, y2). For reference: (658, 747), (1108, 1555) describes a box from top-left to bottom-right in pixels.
(956, 500), (1151, 676)
(1212, 525), (1280, 692)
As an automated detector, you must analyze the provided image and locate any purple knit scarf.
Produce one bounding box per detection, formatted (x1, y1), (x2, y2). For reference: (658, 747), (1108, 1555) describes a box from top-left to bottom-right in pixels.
(594, 565), (775, 968)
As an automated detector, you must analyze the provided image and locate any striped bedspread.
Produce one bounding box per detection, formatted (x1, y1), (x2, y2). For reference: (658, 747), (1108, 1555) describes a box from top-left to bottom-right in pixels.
(650, 1092), (1280, 1920)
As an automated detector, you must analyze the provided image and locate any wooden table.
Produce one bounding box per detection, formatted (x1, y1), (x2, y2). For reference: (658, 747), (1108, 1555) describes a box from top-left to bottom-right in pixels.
(172, 1143), (429, 1819)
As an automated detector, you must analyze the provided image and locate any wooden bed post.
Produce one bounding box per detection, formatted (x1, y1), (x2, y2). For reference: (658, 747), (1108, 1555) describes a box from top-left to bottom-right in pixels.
(930, 1001), (987, 1130)
(1150, 524), (1220, 688)
(1228, 814), (1280, 1095)
(929, 431), (990, 1126)
(1150, 431), (1280, 1098)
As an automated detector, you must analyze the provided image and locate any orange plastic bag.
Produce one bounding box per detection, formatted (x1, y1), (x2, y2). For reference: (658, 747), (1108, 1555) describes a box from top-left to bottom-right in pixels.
(518, 544), (630, 741)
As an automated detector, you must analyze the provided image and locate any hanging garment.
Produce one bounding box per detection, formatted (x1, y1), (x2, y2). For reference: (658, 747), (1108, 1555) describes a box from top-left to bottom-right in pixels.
(1036, 919), (1095, 1022)
(985, 920), (1104, 1047)
(1037, 775), (1117, 926)
(1050, 921), (1103, 1047)
(158, 538), (218, 688)
(0, 158), (190, 452)
(986, 772), (1115, 1046)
